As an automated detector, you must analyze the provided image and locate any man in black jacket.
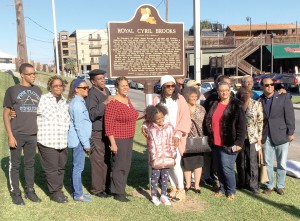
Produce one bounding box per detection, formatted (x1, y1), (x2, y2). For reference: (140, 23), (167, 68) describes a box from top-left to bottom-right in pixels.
(85, 69), (114, 197)
(259, 77), (295, 195)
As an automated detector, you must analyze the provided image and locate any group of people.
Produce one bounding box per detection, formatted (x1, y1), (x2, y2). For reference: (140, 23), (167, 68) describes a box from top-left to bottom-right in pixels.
(3, 63), (138, 205)
(3, 63), (295, 207)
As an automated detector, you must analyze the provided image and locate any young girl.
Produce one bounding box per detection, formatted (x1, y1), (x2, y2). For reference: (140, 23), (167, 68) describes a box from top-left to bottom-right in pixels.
(144, 104), (177, 206)
(68, 78), (92, 202)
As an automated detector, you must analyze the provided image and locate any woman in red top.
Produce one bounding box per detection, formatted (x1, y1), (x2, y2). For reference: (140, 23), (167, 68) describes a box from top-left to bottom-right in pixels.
(204, 81), (246, 200)
(104, 77), (138, 202)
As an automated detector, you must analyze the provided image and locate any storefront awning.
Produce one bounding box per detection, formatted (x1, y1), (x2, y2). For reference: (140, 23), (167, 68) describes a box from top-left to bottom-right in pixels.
(266, 44), (300, 59)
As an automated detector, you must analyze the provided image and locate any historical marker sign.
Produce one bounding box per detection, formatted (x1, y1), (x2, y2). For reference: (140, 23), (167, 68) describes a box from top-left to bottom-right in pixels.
(108, 4), (184, 79)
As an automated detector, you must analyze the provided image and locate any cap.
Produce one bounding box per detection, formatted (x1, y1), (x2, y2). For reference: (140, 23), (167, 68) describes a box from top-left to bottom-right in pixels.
(88, 69), (106, 76)
(186, 80), (201, 87)
(160, 75), (176, 86)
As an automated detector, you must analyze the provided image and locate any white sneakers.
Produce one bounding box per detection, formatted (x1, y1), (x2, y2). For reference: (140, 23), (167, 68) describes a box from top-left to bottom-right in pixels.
(151, 196), (161, 206)
(151, 195), (171, 206)
(160, 195), (171, 206)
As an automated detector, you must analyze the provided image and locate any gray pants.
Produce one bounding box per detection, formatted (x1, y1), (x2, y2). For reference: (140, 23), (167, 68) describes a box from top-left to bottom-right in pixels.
(110, 138), (133, 195)
(9, 134), (37, 194)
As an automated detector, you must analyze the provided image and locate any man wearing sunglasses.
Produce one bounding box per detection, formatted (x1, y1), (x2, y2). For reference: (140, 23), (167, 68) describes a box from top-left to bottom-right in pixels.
(259, 77), (295, 196)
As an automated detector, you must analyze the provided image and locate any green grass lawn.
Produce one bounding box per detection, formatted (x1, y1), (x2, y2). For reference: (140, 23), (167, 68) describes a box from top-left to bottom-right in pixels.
(292, 95), (300, 104)
(0, 72), (300, 221)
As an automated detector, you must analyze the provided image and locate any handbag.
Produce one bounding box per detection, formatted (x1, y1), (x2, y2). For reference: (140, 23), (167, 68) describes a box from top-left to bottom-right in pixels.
(259, 158), (269, 183)
(185, 119), (211, 154)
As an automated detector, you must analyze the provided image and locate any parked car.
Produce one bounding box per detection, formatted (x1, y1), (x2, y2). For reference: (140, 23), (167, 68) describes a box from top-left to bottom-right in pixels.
(130, 80), (144, 90)
(105, 78), (116, 95)
(200, 81), (215, 94)
(253, 73), (278, 89)
(278, 73), (300, 93)
(78, 73), (90, 80)
(153, 81), (161, 94)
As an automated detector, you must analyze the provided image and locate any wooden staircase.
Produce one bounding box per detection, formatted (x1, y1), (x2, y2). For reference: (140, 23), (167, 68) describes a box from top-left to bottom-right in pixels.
(223, 35), (265, 75)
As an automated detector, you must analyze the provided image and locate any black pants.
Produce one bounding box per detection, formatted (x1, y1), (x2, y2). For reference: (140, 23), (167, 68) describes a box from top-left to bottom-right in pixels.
(110, 138), (133, 195)
(9, 134), (37, 194)
(236, 139), (259, 191)
(90, 131), (111, 194)
(38, 143), (67, 197)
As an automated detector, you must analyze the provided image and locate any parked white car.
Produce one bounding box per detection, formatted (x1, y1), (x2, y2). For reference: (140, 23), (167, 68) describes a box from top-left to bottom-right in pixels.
(105, 78), (116, 95)
(130, 80), (144, 89)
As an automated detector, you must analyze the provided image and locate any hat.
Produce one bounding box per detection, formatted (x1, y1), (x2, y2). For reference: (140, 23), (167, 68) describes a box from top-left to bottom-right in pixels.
(160, 75), (176, 86)
(88, 69), (106, 76)
(186, 80), (201, 87)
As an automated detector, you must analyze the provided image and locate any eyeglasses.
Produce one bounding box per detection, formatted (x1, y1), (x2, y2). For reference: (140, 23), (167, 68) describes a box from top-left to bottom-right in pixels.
(77, 86), (89, 90)
(52, 84), (63, 88)
(22, 72), (36, 76)
(218, 89), (230, 93)
(164, 84), (175, 89)
(264, 83), (274, 87)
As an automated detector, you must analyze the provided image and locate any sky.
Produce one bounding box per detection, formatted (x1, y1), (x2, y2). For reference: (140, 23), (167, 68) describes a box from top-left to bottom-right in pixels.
(0, 0), (299, 64)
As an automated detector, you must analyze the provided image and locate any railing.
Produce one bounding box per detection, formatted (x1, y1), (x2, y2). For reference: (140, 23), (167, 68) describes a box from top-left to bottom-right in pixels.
(185, 34), (300, 49)
(238, 60), (261, 75)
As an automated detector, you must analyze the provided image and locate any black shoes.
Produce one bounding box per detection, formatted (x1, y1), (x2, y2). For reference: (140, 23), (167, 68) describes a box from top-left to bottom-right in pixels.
(262, 188), (273, 195)
(275, 188), (284, 195)
(11, 193), (25, 206)
(51, 192), (68, 203)
(24, 188), (42, 203)
(113, 194), (130, 202)
(93, 191), (110, 198)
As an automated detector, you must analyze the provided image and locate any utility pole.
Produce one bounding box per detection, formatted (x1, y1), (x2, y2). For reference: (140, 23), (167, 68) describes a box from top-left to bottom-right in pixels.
(15, 0), (28, 69)
(165, 0), (168, 21)
(52, 0), (60, 75)
(194, 0), (201, 82)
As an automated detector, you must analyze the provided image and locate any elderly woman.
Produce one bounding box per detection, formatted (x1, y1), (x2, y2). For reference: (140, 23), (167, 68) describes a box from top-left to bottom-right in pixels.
(143, 75), (191, 201)
(104, 77), (138, 202)
(37, 75), (70, 203)
(204, 81), (246, 200)
(182, 87), (206, 194)
(236, 86), (263, 195)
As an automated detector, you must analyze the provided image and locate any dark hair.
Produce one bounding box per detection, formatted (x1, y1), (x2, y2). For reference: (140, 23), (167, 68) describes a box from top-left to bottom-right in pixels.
(236, 86), (252, 100)
(261, 77), (273, 86)
(160, 84), (179, 103)
(217, 75), (230, 84)
(145, 103), (168, 123)
(68, 79), (77, 101)
(19, 63), (34, 74)
(115, 77), (128, 88)
(47, 75), (65, 91)
(182, 86), (200, 102)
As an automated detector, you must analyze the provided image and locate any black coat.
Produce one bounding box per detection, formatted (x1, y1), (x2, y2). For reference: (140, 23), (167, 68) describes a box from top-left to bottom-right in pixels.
(204, 98), (246, 148)
(259, 91), (295, 145)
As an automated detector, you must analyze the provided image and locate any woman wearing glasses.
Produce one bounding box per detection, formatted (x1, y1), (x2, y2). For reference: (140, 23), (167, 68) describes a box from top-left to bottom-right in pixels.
(204, 81), (246, 200)
(68, 78), (92, 202)
(145, 75), (191, 201)
(37, 75), (70, 203)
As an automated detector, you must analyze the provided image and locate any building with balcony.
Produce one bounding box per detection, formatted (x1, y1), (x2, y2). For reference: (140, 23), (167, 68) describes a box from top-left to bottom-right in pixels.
(57, 29), (108, 74)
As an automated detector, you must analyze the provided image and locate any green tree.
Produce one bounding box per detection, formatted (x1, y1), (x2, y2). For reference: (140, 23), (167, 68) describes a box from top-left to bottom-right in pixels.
(189, 20), (212, 35)
(64, 57), (77, 75)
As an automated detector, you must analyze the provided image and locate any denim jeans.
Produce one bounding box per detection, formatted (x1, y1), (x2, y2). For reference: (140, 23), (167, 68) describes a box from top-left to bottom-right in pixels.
(71, 143), (86, 199)
(212, 146), (238, 195)
(263, 136), (289, 189)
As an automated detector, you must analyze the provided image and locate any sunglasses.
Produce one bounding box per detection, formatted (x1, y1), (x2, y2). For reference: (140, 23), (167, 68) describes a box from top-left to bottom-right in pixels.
(264, 83), (274, 87)
(77, 86), (89, 90)
(164, 84), (175, 89)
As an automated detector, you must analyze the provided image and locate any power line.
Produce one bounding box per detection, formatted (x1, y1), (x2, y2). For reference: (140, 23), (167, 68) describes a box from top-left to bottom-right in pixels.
(156, 0), (164, 8)
(26, 35), (53, 43)
(25, 16), (54, 34)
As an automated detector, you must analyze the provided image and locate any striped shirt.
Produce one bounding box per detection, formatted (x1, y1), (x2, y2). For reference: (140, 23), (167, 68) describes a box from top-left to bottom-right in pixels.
(37, 92), (70, 149)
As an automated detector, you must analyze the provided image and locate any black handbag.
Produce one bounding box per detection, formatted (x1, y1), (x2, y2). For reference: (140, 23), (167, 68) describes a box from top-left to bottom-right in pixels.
(185, 119), (211, 154)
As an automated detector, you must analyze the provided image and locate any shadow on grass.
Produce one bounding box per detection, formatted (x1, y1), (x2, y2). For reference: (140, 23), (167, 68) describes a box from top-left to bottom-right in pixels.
(240, 188), (300, 219)
(1, 150), (92, 198)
